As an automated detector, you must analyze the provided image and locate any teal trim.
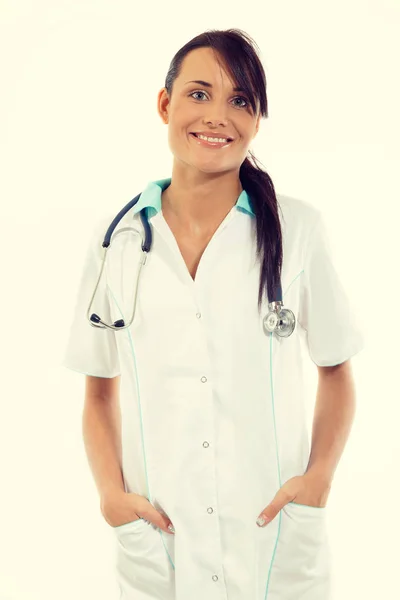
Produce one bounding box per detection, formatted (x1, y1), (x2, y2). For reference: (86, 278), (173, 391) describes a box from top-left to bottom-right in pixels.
(131, 177), (255, 218)
(283, 269), (304, 298)
(263, 325), (282, 599)
(106, 284), (175, 571)
(263, 268), (304, 599)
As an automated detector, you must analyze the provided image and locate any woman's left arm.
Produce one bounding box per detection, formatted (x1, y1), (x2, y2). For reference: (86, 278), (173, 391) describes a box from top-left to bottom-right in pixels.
(305, 359), (357, 488)
(256, 360), (358, 523)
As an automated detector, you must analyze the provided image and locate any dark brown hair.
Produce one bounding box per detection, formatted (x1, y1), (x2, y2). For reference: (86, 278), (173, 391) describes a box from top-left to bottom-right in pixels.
(164, 28), (283, 313)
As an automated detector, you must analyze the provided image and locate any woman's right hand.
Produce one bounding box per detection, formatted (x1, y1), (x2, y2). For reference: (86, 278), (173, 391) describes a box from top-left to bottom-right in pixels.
(100, 489), (175, 534)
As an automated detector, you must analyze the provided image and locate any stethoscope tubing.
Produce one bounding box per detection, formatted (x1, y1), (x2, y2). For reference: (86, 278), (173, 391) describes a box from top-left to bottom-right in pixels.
(87, 193), (296, 338)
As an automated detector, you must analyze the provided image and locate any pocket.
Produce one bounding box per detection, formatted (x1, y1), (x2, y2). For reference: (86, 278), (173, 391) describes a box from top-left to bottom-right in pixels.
(266, 501), (332, 600)
(111, 516), (147, 532)
(113, 516), (175, 599)
(288, 500), (327, 511)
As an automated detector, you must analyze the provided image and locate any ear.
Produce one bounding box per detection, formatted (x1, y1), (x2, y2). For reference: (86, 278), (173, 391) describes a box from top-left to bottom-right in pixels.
(157, 87), (170, 124)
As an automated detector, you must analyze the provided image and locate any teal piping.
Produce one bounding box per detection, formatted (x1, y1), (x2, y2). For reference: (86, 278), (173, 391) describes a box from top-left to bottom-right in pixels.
(263, 268), (304, 599)
(106, 284), (176, 570)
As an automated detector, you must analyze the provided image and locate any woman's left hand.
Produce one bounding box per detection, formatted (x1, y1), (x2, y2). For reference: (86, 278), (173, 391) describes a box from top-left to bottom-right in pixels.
(256, 472), (332, 527)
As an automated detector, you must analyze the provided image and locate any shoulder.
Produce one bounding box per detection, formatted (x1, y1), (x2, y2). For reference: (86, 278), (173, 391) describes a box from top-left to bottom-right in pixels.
(273, 193), (327, 266)
(276, 192), (321, 230)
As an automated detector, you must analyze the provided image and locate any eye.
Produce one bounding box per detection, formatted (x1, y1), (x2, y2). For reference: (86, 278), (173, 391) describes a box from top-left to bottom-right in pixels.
(189, 90), (249, 108)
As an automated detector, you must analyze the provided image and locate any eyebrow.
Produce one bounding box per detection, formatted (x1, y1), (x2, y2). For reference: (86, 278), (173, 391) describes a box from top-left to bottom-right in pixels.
(185, 80), (245, 93)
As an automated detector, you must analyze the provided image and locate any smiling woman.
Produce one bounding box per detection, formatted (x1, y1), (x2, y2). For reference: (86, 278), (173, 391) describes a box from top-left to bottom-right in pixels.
(157, 30), (283, 314)
(62, 26), (364, 600)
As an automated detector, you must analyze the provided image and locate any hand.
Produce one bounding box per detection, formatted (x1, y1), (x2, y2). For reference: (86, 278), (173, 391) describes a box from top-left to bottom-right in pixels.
(256, 472), (332, 527)
(100, 489), (175, 534)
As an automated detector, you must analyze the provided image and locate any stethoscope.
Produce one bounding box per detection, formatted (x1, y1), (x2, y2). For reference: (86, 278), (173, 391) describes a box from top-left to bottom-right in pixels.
(87, 193), (296, 338)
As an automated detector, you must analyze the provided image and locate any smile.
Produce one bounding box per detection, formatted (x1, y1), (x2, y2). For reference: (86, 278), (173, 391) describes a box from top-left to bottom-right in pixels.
(189, 132), (233, 148)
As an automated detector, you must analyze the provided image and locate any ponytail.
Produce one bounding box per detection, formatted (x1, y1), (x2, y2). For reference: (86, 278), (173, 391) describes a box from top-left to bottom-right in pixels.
(239, 152), (283, 313)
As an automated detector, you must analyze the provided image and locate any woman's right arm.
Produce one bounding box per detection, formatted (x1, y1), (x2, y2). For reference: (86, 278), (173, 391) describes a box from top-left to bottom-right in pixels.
(83, 375), (125, 511)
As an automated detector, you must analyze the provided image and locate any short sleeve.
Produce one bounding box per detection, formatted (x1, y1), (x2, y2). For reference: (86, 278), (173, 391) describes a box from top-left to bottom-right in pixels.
(62, 216), (121, 378)
(298, 211), (365, 367)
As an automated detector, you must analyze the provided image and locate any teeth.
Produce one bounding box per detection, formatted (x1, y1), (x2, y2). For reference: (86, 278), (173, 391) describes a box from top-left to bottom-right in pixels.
(196, 134), (230, 143)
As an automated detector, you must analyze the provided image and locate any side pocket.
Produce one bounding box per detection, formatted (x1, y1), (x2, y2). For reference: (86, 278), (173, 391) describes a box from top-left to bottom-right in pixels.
(112, 517), (148, 532)
(113, 517), (176, 599)
(288, 500), (327, 511)
(267, 501), (332, 600)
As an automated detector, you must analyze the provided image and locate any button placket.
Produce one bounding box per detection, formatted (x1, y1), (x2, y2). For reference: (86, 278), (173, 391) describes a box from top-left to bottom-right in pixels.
(195, 305), (224, 591)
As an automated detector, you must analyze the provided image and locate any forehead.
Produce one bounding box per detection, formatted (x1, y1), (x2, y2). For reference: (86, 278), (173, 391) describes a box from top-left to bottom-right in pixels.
(178, 47), (236, 88)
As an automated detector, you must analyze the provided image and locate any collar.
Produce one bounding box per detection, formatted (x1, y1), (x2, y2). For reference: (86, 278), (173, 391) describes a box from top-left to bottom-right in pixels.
(130, 177), (255, 218)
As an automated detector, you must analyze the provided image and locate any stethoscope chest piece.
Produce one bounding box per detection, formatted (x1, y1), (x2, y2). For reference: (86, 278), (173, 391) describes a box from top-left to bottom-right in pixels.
(263, 304), (296, 338)
(263, 311), (279, 332)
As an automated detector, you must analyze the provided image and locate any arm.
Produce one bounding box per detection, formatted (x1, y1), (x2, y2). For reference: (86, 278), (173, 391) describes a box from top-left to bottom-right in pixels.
(305, 360), (357, 487)
(83, 375), (125, 511)
(255, 359), (357, 520)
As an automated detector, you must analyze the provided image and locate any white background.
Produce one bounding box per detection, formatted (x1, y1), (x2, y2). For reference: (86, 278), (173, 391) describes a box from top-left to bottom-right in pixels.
(0, 1), (398, 599)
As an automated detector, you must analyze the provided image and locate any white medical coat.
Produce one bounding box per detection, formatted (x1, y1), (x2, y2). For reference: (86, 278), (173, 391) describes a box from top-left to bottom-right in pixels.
(62, 177), (365, 600)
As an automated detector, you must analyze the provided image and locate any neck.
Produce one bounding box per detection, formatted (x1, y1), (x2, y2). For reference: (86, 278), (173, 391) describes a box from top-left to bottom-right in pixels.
(161, 173), (243, 237)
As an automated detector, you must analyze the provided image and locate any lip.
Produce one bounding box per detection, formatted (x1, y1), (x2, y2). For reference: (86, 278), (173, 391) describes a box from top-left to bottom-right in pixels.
(189, 132), (234, 148)
(192, 131), (234, 141)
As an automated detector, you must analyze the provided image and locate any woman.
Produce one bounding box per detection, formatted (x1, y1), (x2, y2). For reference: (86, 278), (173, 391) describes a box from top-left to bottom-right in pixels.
(63, 28), (364, 600)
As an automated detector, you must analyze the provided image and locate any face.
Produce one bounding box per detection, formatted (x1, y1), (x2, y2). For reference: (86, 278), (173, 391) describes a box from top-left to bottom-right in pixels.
(157, 47), (261, 175)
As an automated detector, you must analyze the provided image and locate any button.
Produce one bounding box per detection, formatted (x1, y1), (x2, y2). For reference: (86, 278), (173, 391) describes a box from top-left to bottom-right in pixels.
(203, 441), (209, 448)
(196, 312), (202, 318)
(207, 507), (213, 514)
(212, 575), (219, 582)
(201, 376), (207, 383)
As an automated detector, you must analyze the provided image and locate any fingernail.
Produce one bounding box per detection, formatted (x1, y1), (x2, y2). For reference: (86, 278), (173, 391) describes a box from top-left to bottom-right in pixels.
(256, 515), (270, 527)
(167, 523), (175, 533)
